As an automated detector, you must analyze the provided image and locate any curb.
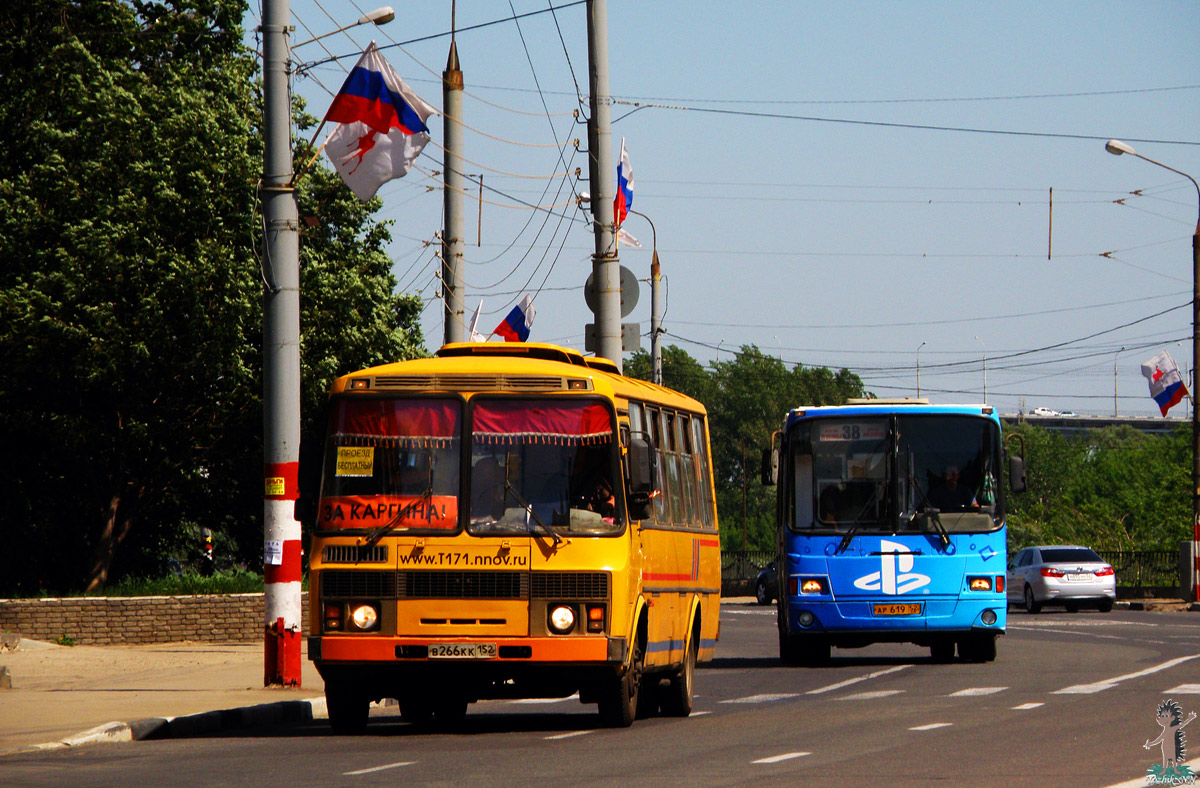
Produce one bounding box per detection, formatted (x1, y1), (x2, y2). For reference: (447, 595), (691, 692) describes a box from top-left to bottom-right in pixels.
(10, 697), (327, 755)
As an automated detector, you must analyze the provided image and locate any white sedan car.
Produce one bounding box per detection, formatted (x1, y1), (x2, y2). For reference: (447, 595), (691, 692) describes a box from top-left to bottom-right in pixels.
(1007, 545), (1116, 613)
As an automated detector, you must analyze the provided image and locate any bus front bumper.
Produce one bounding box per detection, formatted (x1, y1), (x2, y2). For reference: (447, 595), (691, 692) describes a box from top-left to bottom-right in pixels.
(787, 596), (1006, 635)
(310, 634), (624, 665)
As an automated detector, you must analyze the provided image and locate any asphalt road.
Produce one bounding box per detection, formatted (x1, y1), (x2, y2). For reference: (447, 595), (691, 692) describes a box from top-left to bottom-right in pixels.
(6, 603), (1200, 788)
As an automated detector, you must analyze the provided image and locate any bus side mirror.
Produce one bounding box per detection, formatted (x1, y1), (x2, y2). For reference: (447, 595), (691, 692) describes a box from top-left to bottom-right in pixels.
(761, 448), (778, 486)
(1008, 456), (1026, 493)
(625, 432), (658, 521)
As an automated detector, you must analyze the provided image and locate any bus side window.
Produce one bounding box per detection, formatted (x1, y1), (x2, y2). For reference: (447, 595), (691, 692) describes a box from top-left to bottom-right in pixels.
(649, 406), (672, 524)
(664, 411), (683, 526)
(678, 414), (699, 527)
(692, 416), (715, 529)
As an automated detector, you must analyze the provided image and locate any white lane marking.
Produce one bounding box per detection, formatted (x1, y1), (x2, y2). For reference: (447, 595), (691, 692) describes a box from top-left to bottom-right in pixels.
(344, 762), (415, 776)
(806, 665), (912, 695)
(1008, 625), (1124, 641)
(1166, 684), (1200, 694)
(721, 693), (801, 704)
(1012, 702), (1044, 710)
(1055, 654), (1200, 694)
(836, 690), (904, 701)
(752, 752), (811, 764)
(948, 687), (1008, 697)
(691, 710), (712, 717)
(510, 693), (580, 704)
(909, 723), (953, 731)
(545, 731), (594, 740)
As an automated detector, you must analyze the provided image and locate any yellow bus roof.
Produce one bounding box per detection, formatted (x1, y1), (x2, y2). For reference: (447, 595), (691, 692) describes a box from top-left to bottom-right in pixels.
(328, 342), (707, 414)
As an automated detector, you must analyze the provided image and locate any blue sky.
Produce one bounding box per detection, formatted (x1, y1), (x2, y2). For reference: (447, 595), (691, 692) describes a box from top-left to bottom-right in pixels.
(246, 1), (1200, 418)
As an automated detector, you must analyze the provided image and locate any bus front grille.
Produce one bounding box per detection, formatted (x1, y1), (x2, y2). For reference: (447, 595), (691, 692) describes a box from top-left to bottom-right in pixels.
(321, 545), (389, 564)
(399, 571), (528, 600)
(530, 572), (609, 600)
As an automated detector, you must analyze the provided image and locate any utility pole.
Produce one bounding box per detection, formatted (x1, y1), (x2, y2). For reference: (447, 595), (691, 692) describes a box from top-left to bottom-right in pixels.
(260, 0), (303, 687)
(585, 0), (622, 371)
(441, 28), (465, 344)
(651, 249), (663, 385)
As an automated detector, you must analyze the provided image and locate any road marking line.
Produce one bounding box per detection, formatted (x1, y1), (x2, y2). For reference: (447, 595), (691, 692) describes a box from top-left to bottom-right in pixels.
(752, 752), (811, 764)
(511, 693), (580, 704)
(1055, 654), (1200, 694)
(806, 665), (912, 695)
(909, 723), (953, 731)
(721, 693), (801, 704)
(1166, 684), (1200, 694)
(948, 687), (1008, 697)
(691, 710), (712, 716)
(344, 762), (415, 776)
(836, 690), (904, 701)
(545, 731), (594, 740)
(1012, 702), (1044, 710)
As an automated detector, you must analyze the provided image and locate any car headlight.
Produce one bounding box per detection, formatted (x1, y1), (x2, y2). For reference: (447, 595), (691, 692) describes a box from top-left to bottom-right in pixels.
(348, 603), (379, 632)
(548, 604), (576, 634)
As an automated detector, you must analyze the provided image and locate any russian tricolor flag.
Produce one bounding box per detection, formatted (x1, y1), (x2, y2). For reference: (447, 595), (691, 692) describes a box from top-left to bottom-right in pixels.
(613, 138), (633, 228)
(1141, 349), (1189, 416)
(494, 294), (536, 342)
(323, 42), (436, 201)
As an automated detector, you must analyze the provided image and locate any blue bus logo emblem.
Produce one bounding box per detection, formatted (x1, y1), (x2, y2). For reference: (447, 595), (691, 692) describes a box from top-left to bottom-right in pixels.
(853, 540), (931, 595)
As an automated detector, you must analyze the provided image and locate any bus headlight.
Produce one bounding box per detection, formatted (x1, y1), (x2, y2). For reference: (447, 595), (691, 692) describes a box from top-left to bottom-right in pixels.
(348, 603), (380, 632)
(548, 604), (576, 634)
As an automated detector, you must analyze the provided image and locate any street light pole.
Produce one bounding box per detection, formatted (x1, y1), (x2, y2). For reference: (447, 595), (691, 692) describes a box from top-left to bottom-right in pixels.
(974, 335), (987, 403)
(1106, 139), (1200, 603)
(1113, 346), (1125, 417)
(916, 341), (926, 398)
(259, 0), (395, 686)
(629, 209), (662, 385)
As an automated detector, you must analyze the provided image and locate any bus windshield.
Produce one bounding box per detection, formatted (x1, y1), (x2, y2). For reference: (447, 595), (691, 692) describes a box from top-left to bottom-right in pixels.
(791, 414), (1002, 535)
(318, 397), (462, 533)
(467, 397), (621, 536)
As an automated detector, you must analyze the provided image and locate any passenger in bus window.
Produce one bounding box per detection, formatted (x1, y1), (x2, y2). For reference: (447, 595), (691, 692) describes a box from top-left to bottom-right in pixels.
(819, 483), (842, 525)
(926, 465), (978, 512)
(582, 476), (616, 520)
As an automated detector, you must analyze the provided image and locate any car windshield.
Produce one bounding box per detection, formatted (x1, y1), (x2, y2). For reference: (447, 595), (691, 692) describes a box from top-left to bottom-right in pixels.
(1041, 547), (1103, 563)
(790, 413), (1002, 535)
(317, 397), (461, 533)
(467, 397), (622, 536)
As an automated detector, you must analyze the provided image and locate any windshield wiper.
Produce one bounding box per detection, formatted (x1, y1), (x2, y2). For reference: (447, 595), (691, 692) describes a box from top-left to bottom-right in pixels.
(503, 480), (563, 547)
(362, 486), (434, 548)
(835, 525), (859, 554)
(906, 471), (949, 548)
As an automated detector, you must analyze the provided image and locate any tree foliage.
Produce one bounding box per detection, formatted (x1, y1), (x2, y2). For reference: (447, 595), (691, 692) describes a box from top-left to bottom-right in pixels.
(626, 345), (866, 550)
(0, 0), (423, 595)
(1006, 422), (1190, 552)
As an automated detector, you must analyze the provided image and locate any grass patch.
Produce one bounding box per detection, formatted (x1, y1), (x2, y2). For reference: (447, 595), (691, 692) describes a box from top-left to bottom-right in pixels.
(97, 569), (267, 597)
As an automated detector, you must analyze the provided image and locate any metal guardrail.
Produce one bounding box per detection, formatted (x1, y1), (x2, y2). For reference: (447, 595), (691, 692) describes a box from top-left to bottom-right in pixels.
(721, 551), (774, 581)
(1097, 550), (1179, 590)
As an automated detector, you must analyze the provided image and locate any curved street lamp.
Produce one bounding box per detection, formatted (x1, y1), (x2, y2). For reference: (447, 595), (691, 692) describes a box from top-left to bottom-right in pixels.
(292, 6), (395, 48)
(916, 341), (926, 398)
(1106, 139), (1200, 602)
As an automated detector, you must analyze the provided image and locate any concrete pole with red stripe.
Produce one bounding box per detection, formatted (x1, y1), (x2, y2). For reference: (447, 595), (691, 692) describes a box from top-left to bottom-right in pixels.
(261, 0), (303, 685)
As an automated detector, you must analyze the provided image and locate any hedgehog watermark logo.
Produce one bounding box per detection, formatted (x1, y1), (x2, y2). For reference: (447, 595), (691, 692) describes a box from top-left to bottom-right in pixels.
(1145, 699), (1197, 785)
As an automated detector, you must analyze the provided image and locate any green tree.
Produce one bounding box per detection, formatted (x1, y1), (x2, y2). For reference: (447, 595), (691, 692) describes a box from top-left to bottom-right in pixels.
(0, 0), (422, 594)
(625, 345), (865, 551)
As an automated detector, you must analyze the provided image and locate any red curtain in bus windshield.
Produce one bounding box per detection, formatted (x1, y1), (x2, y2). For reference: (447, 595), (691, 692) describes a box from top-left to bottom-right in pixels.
(319, 398), (462, 531)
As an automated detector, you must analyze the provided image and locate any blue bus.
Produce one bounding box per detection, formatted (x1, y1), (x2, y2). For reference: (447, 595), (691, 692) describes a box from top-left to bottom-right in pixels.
(763, 399), (1025, 664)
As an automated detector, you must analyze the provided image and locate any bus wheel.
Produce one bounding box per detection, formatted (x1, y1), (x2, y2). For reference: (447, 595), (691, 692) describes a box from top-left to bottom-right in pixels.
(598, 636), (644, 727)
(930, 638), (955, 663)
(660, 631), (697, 717)
(959, 633), (997, 663)
(326, 681), (369, 735)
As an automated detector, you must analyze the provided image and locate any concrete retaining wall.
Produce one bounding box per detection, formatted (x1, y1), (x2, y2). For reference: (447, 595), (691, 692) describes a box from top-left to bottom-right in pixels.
(0, 594), (310, 645)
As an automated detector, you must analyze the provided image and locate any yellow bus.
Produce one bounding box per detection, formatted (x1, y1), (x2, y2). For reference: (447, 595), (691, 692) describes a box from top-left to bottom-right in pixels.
(306, 343), (721, 731)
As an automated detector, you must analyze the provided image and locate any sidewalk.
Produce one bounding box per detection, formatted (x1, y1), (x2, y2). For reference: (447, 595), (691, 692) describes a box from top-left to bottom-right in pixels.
(0, 639), (325, 755)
